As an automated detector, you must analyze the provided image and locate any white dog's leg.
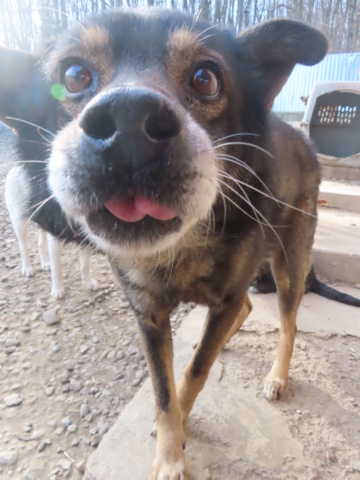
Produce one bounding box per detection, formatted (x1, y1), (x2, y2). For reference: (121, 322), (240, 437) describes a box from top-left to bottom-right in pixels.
(80, 249), (98, 290)
(38, 230), (50, 271)
(5, 168), (33, 277)
(47, 234), (65, 299)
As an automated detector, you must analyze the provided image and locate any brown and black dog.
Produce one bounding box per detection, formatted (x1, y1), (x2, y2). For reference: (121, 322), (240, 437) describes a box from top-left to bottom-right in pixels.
(0, 9), (329, 479)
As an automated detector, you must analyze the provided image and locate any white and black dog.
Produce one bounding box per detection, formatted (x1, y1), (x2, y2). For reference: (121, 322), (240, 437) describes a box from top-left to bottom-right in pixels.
(4, 165), (98, 298)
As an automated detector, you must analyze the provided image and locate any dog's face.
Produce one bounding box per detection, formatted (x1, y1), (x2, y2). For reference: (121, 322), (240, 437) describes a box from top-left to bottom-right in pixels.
(0, 9), (328, 258)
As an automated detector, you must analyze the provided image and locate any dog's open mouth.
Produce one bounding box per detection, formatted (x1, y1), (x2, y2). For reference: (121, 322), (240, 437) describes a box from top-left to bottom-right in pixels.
(105, 196), (178, 223)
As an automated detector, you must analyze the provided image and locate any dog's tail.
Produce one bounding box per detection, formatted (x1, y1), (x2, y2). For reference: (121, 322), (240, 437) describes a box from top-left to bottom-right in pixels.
(306, 267), (360, 307)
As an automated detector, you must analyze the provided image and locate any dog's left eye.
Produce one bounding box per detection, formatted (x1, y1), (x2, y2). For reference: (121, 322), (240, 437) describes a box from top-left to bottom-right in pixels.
(190, 66), (220, 97)
(64, 64), (92, 94)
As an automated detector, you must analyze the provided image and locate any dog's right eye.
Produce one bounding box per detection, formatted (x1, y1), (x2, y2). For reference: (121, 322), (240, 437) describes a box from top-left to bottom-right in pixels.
(64, 64), (92, 94)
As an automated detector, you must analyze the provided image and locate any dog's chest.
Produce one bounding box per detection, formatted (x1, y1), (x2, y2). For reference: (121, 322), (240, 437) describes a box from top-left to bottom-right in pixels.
(112, 244), (227, 314)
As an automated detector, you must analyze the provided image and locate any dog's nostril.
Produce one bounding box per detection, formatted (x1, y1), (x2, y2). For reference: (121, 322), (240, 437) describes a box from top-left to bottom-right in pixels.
(80, 108), (117, 140)
(143, 108), (181, 142)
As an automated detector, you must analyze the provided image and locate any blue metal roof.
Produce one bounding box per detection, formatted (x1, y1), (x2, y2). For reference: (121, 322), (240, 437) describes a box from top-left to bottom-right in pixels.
(273, 53), (360, 113)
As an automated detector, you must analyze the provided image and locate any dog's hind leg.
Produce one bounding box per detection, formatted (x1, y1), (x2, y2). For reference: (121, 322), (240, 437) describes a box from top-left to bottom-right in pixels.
(5, 168), (33, 277)
(13, 217), (33, 277)
(264, 208), (316, 401)
(47, 234), (65, 299)
(38, 229), (50, 271)
(177, 293), (252, 425)
(80, 249), (98, 290)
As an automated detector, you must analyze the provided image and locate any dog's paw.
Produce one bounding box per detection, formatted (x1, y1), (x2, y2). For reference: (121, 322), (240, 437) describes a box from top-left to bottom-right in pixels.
(149, 452), (187, 480)
(51, 286), (65, 299)
(263, 375), (286, 401)
(84, 277), (98, 291)
(40, 258), (51, 271)
(22, 265), (34, 277)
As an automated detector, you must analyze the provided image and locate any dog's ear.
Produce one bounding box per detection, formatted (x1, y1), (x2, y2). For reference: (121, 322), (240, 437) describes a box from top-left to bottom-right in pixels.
(0, 46), (55, 133)
(238, 20), (328, 112)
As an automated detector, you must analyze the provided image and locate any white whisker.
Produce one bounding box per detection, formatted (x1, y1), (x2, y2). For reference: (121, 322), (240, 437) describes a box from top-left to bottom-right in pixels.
(5, 117), (56, 138)
(218, 179), (287, 262)
(214, 141), (273, 158)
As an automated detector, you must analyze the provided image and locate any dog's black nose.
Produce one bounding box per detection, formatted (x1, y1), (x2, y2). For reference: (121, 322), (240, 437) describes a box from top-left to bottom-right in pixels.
(79, 88), (181, 168)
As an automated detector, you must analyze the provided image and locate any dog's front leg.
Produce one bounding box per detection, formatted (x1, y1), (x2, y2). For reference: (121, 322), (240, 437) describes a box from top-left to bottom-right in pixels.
(137, 309), (187, 480)
(177, 293), (252, 425)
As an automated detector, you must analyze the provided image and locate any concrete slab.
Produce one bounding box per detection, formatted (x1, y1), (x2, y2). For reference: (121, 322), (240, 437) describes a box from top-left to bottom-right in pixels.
(84, 290), (360, 480)
(319, 180), (360, 213)
(313, 207), (360, 283)
(84, 305), (306, 480)
(249, 287), (360, 338)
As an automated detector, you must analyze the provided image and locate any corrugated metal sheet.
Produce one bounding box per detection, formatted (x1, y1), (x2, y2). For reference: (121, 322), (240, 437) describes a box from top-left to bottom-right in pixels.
(273, 53), (360, 113)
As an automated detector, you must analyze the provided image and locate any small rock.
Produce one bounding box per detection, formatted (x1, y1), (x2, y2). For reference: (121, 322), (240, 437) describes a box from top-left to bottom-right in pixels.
(89, 426), (98, 435)
(91, 434), (101, 447)
(355, 283), (360, 290)
(45, 386), (55, 397)
(4, 394), (23, 407)
(326, 449), (338, 463)
(76, 460), (86, 473)
(50, 342), (60, 353)
(67, 423), (78, 433)
(4, 338), (21, 347)
(0, 450), (17, 466)
(23, 423), (32, 433)
(84, 413), (93, 423)
(90, 387), (99, 394)
(132, 378), (141, 387)
(37, 442), (46, 452)
(59, 458), (72, 470)
(58, 371), (69, 383)
(102, 389), (111, 396)
(43, 307), (60, 325)
(120, 301), (130, 308)
(97, 422), (110, 435)
(30, 312), (41, 322)
(61, 322), (69, 331)
(61, 417), (71, 428)
(80, 403), (89, 418)
(116, 350), (124, 360)
(70, 379), (82, 392)
(80, 344), (90, 354)
(65, 360), (77, 371)
(129, 346), (140, 356)
(45, 327), (58, 335)
(107, 350), (116, 360)
(71, 437), (80, 447)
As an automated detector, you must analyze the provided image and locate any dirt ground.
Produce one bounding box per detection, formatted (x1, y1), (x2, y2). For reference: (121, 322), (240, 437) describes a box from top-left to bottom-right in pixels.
(0, 125), (359, 480)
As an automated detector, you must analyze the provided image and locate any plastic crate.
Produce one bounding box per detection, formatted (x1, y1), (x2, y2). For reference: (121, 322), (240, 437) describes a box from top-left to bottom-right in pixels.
(301, 82), (360, 159)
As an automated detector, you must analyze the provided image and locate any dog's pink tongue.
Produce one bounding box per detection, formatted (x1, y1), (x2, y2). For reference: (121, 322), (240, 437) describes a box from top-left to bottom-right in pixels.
(105, 196), (177, 223)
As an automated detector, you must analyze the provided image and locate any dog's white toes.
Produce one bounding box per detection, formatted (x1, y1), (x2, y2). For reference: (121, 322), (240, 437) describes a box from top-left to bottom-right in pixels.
(41, 261), (51, 271)
(263, 377), (286, 401)
(51, 287), (65, 299)
(84, 278), (98, 291)
(22, 266), (34, 277)
(149, 456), (187, 480)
